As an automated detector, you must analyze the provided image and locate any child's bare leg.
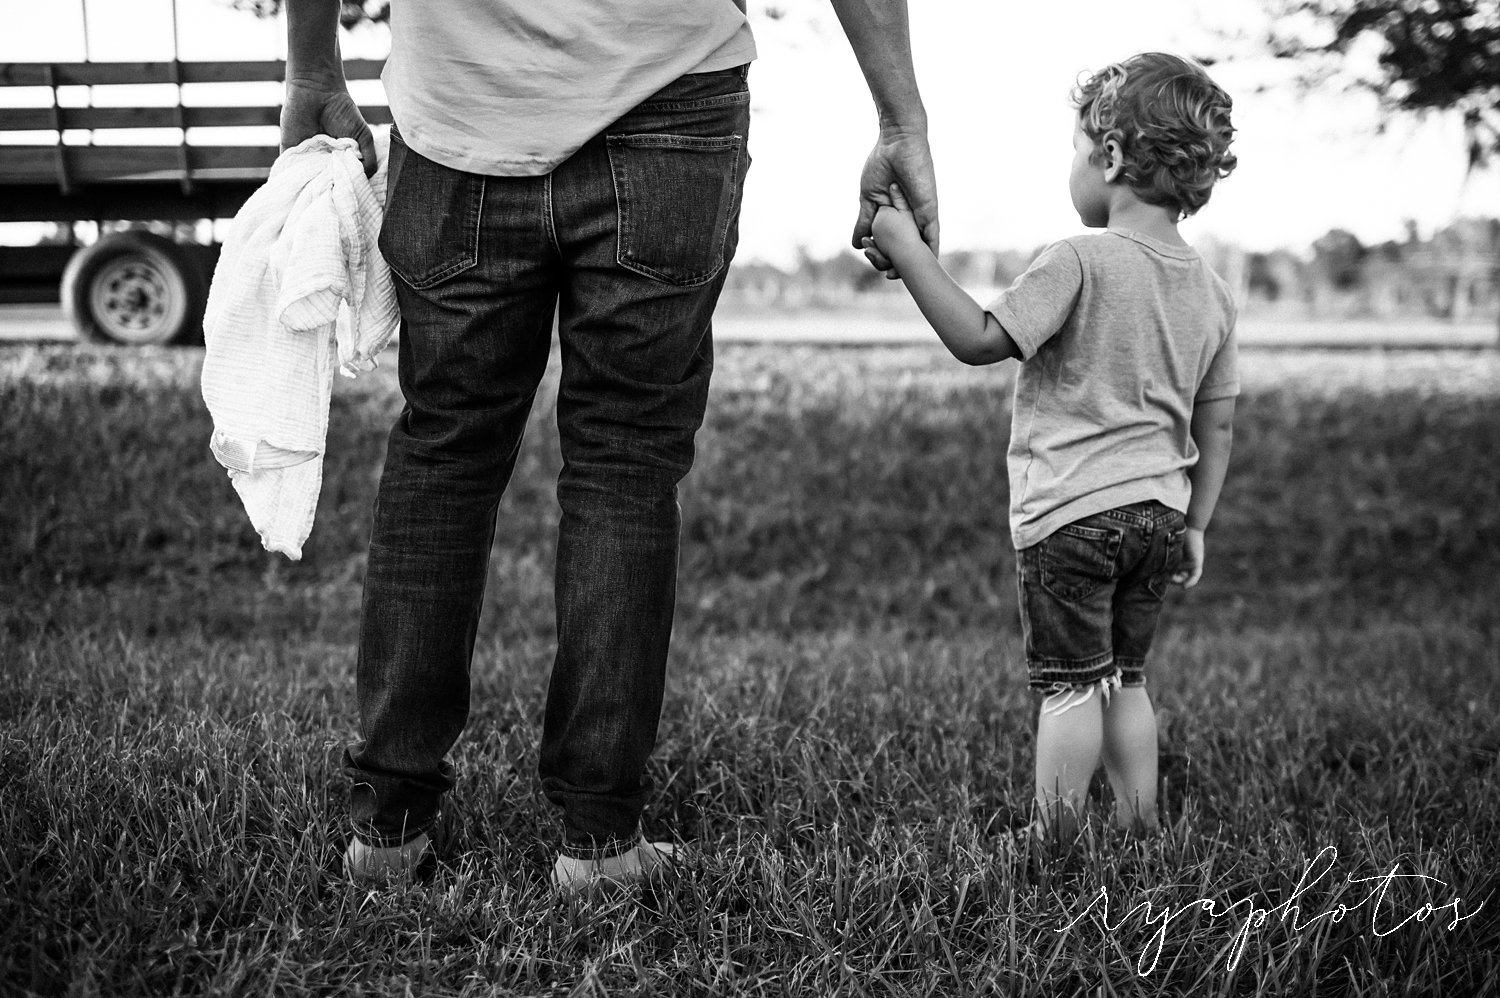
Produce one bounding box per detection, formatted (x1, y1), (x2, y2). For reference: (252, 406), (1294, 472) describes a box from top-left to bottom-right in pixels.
(1100, 685), (1159, 833)
(1033, 687), (1103, 838)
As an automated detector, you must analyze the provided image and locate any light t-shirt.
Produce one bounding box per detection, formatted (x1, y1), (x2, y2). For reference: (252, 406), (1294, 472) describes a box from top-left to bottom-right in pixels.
(382, 0), (756, 176)
(986, 230), (1240, 550)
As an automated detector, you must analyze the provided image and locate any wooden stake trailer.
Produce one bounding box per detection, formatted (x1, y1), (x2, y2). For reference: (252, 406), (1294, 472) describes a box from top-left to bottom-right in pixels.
(0, 58), (389, 345)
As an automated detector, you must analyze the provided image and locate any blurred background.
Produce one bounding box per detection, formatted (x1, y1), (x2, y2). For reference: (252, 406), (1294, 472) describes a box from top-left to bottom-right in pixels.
(1, 0), (1497, 342)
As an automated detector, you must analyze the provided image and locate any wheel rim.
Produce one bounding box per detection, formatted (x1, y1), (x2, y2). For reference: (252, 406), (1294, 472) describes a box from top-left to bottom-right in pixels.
(88, 252), (187, 345)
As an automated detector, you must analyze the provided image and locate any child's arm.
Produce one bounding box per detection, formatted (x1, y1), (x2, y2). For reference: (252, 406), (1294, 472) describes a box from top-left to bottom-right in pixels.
(1174, 396), (1235, 588)
(868, 186), (1018, 366)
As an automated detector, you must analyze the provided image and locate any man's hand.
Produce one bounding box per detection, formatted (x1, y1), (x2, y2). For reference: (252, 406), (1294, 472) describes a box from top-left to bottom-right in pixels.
(1171, 528), (1206, 589)
(281, 77), (377, 176)
(826, 0), (937, 275)
(852, 125), (938, 276)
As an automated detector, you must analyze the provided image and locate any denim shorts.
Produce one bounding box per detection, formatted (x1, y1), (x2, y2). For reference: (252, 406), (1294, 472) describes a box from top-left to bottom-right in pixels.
(1016, 501), (1186, 692)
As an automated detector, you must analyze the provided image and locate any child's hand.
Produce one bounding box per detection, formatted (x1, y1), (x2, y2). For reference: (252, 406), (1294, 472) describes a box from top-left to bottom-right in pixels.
(871, 183), (922, 246)
(1171, 528), (1206, 589)
(865, 184), (923, 279)
(861, 232), (900, 279)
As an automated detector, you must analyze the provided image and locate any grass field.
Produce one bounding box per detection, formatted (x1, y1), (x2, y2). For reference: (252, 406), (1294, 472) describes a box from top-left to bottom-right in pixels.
(2, 342), (1498, 997)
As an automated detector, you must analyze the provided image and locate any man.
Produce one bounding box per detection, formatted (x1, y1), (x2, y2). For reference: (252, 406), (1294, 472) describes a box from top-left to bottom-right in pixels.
(280, 0), (939, 890)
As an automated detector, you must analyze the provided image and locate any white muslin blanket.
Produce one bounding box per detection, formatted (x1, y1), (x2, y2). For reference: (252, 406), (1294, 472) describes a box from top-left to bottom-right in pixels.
(201, 130), (399, 560)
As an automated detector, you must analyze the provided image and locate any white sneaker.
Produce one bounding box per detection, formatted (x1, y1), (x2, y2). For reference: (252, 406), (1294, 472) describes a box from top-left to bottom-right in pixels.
(550, 839), (679, 895)
(343, 833), (432, 884)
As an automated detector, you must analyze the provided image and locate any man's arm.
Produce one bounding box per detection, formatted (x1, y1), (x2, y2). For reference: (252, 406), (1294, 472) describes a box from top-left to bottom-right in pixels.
(1175, 395), (1236, 588)
(868, 192), (1017, 366)
(828, 0), (939, 267)
(281, 0), (376, 172)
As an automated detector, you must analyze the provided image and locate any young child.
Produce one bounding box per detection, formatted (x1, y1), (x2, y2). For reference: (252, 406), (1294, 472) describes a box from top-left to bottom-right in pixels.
(864, 52), (1239, 839)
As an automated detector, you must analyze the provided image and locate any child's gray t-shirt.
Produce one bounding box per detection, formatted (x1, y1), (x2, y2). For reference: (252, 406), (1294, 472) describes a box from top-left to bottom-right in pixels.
(986, 229), (1239, 550)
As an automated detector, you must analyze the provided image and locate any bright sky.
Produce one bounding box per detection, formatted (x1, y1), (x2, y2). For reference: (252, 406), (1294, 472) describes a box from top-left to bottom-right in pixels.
(4, 0), (1497, 267)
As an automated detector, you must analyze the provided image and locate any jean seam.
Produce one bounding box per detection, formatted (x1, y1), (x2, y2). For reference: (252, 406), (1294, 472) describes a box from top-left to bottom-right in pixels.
(636, 92), (750, 113)
(606, 149), (627, 281)
(1028, 652), (1117, 690)
(608, 133), (743, 150)
(1101, 508), (1149, 531)
(1028, 650), (1115, 672)
(544, 171), (562, 259)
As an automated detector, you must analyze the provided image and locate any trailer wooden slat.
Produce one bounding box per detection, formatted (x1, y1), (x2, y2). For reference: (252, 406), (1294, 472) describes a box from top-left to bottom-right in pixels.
(0, 59), (386, 87)
(0, 144), (281, 184)
(0, 104), (394, 131)
(0, 182), (263, 222)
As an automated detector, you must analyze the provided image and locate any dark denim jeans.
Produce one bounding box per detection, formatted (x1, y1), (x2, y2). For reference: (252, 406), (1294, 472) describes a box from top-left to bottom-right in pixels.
(344, 67), (751, 857)
(1017, 501), (1186, 691)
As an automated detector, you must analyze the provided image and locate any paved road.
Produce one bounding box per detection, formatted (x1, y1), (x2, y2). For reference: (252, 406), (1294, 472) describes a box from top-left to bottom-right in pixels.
(2, 302), (1495, 349)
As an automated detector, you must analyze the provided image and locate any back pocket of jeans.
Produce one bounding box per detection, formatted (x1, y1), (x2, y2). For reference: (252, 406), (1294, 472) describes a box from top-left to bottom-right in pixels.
(378, 129), (485, 289)
(607, 132), (743, 287)
(1039, 522), (1122, 602)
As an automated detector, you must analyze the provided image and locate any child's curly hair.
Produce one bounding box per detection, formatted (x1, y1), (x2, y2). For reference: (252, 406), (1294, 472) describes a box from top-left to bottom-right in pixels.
(1072, 52), (1237, 219)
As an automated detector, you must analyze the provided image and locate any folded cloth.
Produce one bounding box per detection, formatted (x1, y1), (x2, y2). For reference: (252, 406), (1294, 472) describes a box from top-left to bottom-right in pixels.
(201, 128), (398, 560)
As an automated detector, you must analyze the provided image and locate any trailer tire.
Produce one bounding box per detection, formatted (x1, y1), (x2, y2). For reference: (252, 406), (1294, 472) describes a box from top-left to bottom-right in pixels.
(62, 231), (207, 346)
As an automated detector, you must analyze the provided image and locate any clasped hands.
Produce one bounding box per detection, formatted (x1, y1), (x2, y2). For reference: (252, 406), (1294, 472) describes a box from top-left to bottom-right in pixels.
(863, 182), (926, 280)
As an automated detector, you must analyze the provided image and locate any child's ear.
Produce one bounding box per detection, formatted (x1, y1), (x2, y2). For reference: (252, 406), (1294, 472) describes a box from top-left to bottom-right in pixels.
(1102, 139), (1125, 183)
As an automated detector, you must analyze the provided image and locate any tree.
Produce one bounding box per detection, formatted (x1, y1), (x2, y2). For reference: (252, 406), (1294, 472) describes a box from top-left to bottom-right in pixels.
(1256, 1), (1500, 170)
(1311, 228), (1366, 290)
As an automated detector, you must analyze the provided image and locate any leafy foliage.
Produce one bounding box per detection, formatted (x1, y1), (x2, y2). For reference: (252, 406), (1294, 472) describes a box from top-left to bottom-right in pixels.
(1262, 0), (1500, 167)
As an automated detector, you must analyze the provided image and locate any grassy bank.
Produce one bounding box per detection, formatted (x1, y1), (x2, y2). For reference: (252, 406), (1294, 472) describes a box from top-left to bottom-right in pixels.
(2, 343), (1497, 996)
